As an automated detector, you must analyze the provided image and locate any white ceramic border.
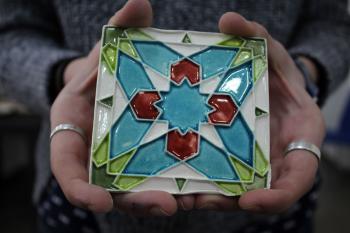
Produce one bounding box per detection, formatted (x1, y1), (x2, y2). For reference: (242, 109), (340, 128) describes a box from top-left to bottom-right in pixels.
(199, 75), (222, 94)
(144, 66), (170, 91)
(198, 123), (225, 149)
(240, 91), (255, 132)
(90, 27), (270, 195)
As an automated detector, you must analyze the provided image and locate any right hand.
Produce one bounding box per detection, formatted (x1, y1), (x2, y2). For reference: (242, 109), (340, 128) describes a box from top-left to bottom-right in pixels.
(50, 0), (195, 216)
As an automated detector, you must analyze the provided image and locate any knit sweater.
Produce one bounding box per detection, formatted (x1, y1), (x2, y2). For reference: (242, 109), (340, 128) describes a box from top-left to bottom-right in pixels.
(0, 0), (349, 232)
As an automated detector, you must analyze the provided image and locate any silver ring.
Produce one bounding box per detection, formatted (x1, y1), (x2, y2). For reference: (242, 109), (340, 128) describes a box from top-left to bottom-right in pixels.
(50, 123), (88, 144)
(284, 140), (321, 161)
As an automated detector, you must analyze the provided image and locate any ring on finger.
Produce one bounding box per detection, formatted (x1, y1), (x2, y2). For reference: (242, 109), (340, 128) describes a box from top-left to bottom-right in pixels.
(50, 123), (88, 145)
(284, 140), (321, 161)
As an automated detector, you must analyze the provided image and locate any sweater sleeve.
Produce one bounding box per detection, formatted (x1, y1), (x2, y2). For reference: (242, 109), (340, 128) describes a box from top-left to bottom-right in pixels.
(0, 0), (80, 114)
(288, 0), (350, 100)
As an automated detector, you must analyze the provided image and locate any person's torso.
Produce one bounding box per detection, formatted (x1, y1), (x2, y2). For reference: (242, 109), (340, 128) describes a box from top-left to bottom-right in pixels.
(52, 0), (305, 53)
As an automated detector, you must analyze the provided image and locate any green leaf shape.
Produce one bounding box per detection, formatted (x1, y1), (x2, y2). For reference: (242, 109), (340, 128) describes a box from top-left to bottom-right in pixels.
(119, 39), (139, 59)
(255, 142), (269, 176)
(217, 36), (244, 47)
(253, 56), (267, 82)
(113, 175), (147, 190)
(103, 27), (127, 46)
(92, 133), (109, 167)
(175, 178), (186, 191)
(126, 28), (153, 40)
(229, 156), (254, 182)
(102, 43), (118, 73)
(216, 181), (245, 196)
(91, 163), (117, 189)
(108, 149), (136, 174)
(231, 48), (252, 67)
(182, 34), (192, 43)
(255, 107), (268, 117)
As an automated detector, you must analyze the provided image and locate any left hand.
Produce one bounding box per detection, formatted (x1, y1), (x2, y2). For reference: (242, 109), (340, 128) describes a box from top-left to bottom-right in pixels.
(50, 0), (195, 215)
(192, 12), (325, 213)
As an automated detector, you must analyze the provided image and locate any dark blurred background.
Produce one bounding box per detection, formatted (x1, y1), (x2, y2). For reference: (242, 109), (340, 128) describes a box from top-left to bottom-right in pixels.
(1, 73), (350, 233)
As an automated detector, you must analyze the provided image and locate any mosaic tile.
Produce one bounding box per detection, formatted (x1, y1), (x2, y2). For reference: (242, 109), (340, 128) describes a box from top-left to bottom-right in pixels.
(133, 41), (182, 76)
(216, 61), (253, 105)
(190, 47), (238, 79)
(217, 113), (254, 166)
(182, 34), (191, 43)
(90, 27), (270, 196)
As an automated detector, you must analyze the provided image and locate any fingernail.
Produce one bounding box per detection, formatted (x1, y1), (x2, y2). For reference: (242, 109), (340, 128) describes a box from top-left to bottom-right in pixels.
(198, 203), (218, 210)
(150, 207), (171, 216)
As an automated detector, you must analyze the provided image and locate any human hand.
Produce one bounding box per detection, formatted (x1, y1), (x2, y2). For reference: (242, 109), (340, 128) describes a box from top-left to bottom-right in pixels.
(52, 1), (325, 215)
(50, 0), (195, 216)
(193, 12), (325, 213)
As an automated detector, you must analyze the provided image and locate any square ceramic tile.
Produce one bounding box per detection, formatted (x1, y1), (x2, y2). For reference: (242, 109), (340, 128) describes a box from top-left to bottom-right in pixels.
(89, 26), (270, 196)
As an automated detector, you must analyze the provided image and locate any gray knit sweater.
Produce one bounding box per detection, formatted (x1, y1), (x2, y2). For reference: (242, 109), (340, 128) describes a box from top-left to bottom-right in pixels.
(0, 0), (349, 232)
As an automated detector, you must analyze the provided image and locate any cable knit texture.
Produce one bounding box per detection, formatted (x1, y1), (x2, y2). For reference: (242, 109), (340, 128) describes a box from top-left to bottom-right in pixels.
(0, 0), (349, 232)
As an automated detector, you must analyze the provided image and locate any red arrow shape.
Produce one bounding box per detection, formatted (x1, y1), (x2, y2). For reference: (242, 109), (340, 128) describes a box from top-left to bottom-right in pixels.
(208, 94), (238, 125)
(130, 91), (161, 120)
(171, 59), (200, 85)
(167, 129), (199, 160)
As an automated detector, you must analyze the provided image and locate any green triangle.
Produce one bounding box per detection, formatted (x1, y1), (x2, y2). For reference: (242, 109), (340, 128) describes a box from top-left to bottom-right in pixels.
(231, 49), (252, 67)
(253, 56), (267, 82)
(175, 178), (186, 191)
(255, 142), (269, 176)
(119, 39), (139, 59)
(91, 163), (117, 189)
(216, 181), (245, 196)
(92, 133), (109, 167)
(113, 175), (147, 190)
(182, 33), (192, 43)
(229, 156), (254, 182)
(126, 28), (153, 40)
(245, 39), (265, 57)
(102, 43), (118, 73)
(108, 149), (136, 174)
(244, 173), (268, 191)
(255, 107), (268, 117)
(103, 27), (125, 46)
(99, 96), (113, 107)
(120, 31), (128, 38)
(217, 37), (244, 47)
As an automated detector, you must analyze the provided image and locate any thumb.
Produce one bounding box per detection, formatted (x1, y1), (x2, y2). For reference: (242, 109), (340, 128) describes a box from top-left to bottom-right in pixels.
(81, 0), (153, 82)
(109, 0), (153, 27)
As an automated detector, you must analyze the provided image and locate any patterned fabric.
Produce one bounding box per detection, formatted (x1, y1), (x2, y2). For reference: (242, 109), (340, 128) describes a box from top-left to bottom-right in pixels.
(38, 176), (320, 233)
(0, 0), (349, 232)
(38, 179), (100, 233)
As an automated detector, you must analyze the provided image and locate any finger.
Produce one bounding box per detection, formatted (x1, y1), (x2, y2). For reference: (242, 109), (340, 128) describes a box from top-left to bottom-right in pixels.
(51, 68), (110, 212)
(82, 0), (153, 76)
(176, 195), (195, 211)
(108, 0), (153, 27)
(219, 12), (269, 38)
(239, 150), (318, 213)
(113, 191), (177, 216)
(218, 12), (294, 73)
(51, 132), (113, 212)
(51, 68), (97, 137)
(195, 194), (239, 211)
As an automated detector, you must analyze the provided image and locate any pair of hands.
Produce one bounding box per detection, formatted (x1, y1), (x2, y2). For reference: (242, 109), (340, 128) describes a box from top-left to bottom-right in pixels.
(50, 0), (325, 216)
